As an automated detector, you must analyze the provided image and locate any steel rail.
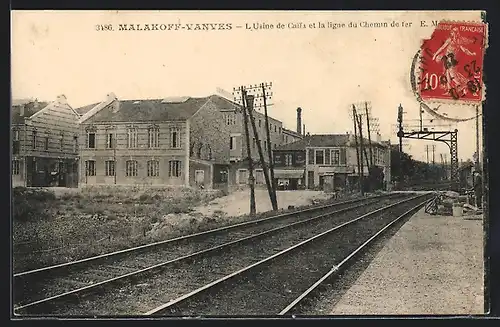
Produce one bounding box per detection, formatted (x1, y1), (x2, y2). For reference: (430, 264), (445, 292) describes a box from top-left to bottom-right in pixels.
(14, 194), (396, 314)
(14, 193), (388, 279)
(278, 198), (429, 315)
(144, 193), (427, 316)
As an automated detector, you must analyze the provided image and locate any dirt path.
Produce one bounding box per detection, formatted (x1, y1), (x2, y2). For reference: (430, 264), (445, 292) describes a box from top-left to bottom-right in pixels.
(193, 189), (331, 217)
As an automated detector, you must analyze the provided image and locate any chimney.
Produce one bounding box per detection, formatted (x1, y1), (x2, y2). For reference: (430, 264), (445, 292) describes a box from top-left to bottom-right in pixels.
(296, 107), (302, 135)
(19, 104), (25, 117)
(376, 132), (382, 143)
(303, 124), (306, 136)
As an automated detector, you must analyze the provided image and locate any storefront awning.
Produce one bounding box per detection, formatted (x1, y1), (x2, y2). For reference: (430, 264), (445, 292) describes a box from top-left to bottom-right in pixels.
(274, 169), (304, 179)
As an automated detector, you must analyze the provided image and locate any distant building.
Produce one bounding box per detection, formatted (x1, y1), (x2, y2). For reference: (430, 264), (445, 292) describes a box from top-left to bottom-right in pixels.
(213, 96), (301, 188)
(273, 133), (391, 191)
(76, 93), (232, 189)
(11, 95), (81, 187)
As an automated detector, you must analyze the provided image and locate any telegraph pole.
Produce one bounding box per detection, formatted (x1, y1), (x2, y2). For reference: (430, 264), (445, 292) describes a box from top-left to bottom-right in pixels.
(239, 87), (256, 216)
(357, 113), (365, 195)
(364, 102), (374, 167)
(352, 105), (362, 193)
(261, 83), (278, 209)
(426, 145), (429, 164)
(245, 93), (277, 211)
(432, 144), (436, 165)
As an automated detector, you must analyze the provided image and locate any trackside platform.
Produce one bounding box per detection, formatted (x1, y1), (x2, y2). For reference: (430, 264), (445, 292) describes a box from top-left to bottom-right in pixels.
(329, 207), (484, 315)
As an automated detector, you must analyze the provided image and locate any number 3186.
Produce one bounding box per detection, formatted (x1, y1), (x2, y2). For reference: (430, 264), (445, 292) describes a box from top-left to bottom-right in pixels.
(96, 24), (113, 31)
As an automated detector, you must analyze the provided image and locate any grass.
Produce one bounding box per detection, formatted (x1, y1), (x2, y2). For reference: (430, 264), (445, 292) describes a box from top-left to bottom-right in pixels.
(12, 186), (225, 272)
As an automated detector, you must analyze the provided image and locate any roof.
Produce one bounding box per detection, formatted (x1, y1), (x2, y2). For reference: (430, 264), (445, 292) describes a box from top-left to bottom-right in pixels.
(84, 97), (213, 123)
(11, 100), (51, 124)
(74, 102), (100, 116)
(275, 134), (386, 151)
(282, 128), (303, 137)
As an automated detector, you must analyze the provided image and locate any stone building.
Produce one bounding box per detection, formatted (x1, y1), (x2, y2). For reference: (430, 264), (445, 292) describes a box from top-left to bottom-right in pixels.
(76, 93), (232, 189)
(11, 95), (81, 187)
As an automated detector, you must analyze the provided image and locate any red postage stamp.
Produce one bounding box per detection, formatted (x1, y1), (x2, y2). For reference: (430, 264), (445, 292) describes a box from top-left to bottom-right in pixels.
(418, 21), (487, 103)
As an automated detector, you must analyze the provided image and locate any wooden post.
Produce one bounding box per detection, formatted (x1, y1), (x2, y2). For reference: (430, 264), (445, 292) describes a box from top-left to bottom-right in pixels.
(357, 113), (365, 196)
(352, 105), (362, 194)
(365, 102), (374, 167)
(261, 83), (278, 210)
(240, 87), (256, 216)
(245, 93), (276, 210)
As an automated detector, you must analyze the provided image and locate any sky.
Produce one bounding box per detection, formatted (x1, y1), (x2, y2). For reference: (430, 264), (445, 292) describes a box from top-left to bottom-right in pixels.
(11, 10), (485, 163)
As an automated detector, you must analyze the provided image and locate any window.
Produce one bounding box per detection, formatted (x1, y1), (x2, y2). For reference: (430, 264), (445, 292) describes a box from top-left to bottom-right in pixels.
(225, 114), (236, 125)
(32, 131), (37, 149)
(148, 126), (160, 148)
(315, 149), (324, 165)
(238, 169), (248, 185)
(170, 127), (180, 148)
(85, 160), (96, 176)
(285, 135), (289, 143)
(12, 129), (20, 155)
(258, 119), (262, 127)
(73, 136), (78, 152)
(340, 148), (347, 165)
(106, 131), (114, 149)
(308, 149), (314, 164)
(13, 129), (19, 141)
(274, 125), (277, 133)
(147, 160), (160, 177)
(274, 143), (277, 149)
(279, 127), (282, 134)
(264, 140), (267, 150)
(331, 149), (340, 165)
(44, 136), (49, 150)
(285, 154), (293, 166)
(12, 160), (20, 175)
(105, 160), (115, 176)
(126, 160), (138, 177)
(87, 131), (96, 148)
(230, 136), (235, 150)
(127, 127), (138, 148)
(169, 160), (181, 177)
(60, 133), (64, 150)
(252, 138), (256, 149)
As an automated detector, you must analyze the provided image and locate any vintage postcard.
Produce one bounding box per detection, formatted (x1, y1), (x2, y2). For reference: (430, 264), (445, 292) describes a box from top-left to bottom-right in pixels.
(11, 10), (488, 318)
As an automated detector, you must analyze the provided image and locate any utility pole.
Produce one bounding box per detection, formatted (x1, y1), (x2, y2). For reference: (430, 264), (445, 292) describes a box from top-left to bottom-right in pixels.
(364, 102), (374, 167)
(261, 83), (278, 210)
(357, 113), (365, 195)
(432, 144), (436, 165)
(352, 105), (362, 193)
(426, 145), (429, 164)
(239, 87), (256, 216)
(245, 93), (277, 211)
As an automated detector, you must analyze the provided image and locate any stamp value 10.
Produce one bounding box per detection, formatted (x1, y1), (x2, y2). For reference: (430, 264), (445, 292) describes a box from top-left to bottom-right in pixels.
(419, 21), (487, 103)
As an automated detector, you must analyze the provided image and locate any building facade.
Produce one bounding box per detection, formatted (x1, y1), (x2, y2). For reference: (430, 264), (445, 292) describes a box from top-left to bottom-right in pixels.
(77, 93), (232, 189)
(11, 95), (81, 187)
(273, 133), (391, 192)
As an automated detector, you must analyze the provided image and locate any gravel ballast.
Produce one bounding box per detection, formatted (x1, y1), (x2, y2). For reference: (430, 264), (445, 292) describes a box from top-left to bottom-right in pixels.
(157, 196), (428, 315)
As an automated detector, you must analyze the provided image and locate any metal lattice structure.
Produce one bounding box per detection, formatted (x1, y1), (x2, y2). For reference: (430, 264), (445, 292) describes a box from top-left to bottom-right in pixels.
(396, 104), (459, 190)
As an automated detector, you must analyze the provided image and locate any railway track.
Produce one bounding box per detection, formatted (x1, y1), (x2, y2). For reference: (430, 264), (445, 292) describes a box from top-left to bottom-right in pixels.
(14, 192), (403, 315)
(143, 193), (431, 316)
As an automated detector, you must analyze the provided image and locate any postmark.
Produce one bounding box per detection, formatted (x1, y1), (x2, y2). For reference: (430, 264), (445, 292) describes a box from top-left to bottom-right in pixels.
(418, 21), (487, 104)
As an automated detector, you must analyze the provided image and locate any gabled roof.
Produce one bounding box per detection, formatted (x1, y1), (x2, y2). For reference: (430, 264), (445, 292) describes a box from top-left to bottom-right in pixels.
(11, 100), (51, 124)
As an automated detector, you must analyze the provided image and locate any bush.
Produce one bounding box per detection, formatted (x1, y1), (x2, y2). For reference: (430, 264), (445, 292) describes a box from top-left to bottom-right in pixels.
(12, 187), (56, 222)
